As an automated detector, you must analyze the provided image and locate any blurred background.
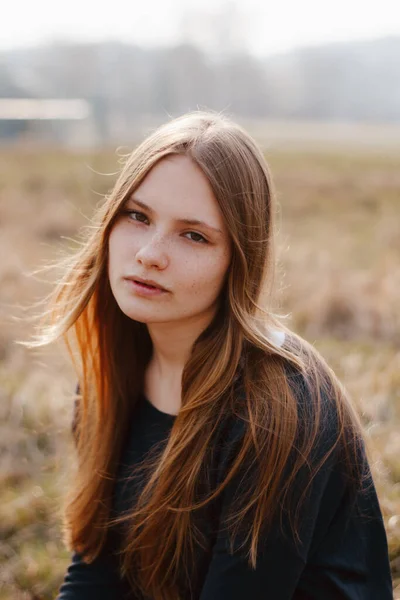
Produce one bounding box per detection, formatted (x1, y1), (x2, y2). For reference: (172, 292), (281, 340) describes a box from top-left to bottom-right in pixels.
(0, 0), (399, 598)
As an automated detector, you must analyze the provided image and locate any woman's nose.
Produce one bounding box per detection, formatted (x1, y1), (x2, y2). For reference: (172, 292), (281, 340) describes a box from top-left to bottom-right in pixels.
(135, 235), (169, 269)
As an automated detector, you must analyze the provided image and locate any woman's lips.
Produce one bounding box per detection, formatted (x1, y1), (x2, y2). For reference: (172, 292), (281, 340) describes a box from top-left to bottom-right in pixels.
(125, 278), (168, 296)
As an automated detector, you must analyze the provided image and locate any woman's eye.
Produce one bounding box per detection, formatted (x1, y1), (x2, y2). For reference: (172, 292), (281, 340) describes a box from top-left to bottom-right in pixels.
(125, 210), (148, 223)
(185, 232), (208, 244)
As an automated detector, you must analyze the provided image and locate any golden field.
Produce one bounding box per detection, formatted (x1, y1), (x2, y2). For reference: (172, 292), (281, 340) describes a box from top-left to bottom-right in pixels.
(0, 145), (399, 598)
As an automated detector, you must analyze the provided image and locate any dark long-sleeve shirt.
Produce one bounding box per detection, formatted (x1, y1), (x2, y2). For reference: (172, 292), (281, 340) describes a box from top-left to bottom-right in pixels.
(56, 386), (393, 599)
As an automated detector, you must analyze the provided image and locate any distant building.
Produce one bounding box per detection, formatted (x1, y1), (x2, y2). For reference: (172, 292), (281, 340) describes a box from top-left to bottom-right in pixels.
(0, 98), (98, 146)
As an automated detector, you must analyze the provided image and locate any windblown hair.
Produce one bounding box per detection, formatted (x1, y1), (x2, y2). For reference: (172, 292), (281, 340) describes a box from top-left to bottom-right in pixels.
(23, 110), (370, 600)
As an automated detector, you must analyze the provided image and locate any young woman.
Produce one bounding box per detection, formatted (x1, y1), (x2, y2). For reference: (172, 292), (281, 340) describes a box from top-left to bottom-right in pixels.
(28, 111), (392, 599)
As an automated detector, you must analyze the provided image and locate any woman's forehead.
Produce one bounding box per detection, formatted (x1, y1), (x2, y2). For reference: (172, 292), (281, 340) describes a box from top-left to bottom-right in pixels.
(132, 156), (227, 231)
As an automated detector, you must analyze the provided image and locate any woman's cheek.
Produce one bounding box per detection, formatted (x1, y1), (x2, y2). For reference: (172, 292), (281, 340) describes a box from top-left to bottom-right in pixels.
(192, 261), (226, 294)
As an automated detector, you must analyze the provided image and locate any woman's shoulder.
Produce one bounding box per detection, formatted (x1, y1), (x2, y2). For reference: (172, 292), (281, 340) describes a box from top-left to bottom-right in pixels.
(228, 336), (349, 470)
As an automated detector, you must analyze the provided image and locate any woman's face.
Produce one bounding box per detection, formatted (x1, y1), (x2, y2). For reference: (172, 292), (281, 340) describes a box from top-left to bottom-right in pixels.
(108, 154), (232, 327)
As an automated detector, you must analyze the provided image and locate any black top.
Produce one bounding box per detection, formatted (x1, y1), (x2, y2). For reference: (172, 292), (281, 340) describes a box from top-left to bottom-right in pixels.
(56, 387), (393, 599)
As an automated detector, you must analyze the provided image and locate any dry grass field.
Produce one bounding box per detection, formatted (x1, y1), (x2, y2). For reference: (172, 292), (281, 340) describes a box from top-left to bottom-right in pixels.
(0, 144), (399, 598)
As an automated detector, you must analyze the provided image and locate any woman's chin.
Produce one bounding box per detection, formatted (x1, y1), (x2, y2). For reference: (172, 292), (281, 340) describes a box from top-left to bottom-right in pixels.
(119, 306), (170, 325)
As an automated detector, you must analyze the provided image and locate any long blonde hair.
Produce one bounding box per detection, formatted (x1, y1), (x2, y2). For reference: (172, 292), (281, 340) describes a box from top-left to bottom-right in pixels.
(22, 110), (369, 600)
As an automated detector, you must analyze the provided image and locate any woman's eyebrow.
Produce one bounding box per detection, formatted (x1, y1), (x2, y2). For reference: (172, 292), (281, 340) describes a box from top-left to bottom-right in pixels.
(129, 196), (223, 234)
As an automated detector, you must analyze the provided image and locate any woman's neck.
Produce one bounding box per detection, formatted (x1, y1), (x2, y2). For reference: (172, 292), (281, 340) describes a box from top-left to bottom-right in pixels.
(145, 310), (217, 375)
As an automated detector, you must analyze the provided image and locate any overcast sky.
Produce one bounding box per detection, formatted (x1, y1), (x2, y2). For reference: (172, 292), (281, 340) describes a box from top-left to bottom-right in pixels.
(1, 0), (399, 58)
